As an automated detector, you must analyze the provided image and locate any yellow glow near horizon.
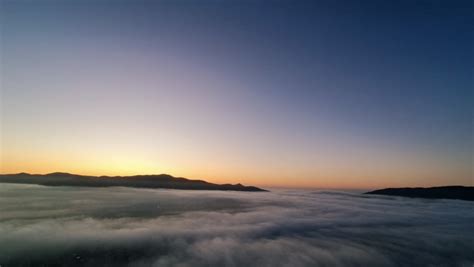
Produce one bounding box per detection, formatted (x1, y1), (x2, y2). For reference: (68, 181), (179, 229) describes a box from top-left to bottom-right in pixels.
(1, 144), (471, 190)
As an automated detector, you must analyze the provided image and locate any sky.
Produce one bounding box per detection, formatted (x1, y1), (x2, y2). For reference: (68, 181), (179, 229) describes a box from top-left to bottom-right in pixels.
(0, 0), (472, 189)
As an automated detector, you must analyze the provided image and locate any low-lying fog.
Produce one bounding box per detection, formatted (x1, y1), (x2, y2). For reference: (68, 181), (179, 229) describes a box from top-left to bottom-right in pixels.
(0, 183), (473, 266)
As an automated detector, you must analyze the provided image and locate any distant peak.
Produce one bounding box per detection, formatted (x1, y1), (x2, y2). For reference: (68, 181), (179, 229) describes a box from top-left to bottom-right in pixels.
(46, 172), (76, 176)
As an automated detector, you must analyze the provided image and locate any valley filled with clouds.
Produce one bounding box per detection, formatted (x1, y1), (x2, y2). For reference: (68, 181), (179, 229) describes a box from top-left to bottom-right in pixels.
(0, 184), (473, 266)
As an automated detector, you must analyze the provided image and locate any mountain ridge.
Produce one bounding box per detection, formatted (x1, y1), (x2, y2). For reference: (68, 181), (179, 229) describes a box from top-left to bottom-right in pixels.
(365, 186), (473, 201)
(0, 172), (267, 192)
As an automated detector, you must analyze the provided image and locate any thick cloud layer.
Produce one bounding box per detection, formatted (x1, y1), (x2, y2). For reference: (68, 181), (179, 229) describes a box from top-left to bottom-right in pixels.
(0, 184), (473, 266)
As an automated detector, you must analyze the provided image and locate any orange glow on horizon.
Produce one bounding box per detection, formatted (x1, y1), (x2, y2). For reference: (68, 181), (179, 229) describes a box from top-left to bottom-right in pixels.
(1, 158), (470, 190)
(1, 134), (471, 190)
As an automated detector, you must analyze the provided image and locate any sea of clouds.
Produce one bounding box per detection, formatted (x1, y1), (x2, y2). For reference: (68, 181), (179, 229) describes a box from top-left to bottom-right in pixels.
(0, 183), (473, 267)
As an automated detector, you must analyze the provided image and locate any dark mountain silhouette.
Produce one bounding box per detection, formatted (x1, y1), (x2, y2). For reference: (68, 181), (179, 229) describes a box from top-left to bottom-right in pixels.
(365, 186), (474, 201)
(0, 172), (267, 192)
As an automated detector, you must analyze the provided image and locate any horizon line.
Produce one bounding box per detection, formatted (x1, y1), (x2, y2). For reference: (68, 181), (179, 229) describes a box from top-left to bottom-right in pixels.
(1, 171), (471, 191)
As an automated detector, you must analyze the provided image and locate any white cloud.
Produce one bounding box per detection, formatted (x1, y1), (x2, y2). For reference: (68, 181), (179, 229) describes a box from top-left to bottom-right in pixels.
(0, 184), (473, 266)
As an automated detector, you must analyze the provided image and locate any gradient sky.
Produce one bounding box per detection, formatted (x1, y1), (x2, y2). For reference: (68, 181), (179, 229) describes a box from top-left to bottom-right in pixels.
(1, 0), (472, 189)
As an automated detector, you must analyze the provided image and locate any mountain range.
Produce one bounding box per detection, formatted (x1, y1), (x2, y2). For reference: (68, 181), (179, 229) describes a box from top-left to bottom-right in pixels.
(0, 172), (266, 192)
(365, 186), (474, 201)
